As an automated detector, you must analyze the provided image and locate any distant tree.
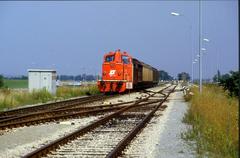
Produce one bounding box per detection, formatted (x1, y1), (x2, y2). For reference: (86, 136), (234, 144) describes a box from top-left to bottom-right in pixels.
(219, 71), (239, 97)
(58, 75), (74, 81)
(158, 70), (173, 81)
(82, 74), (86, 81)
(57, 74), (97, 81)
(75, 75), (83, 81)
(213, 70), (221, 82)
(20, 75), (28, 80)
(85, 74), (96, 81)
(6, 75), (28, 80)
(0, 75), (4, 88)
(177, 72), (190, 81)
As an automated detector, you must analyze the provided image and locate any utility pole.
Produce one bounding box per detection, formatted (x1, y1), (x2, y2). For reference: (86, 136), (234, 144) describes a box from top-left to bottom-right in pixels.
(199, 0), (202, 93)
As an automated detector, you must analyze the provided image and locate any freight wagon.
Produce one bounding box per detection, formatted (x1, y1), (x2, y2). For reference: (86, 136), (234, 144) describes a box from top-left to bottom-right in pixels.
(98, 50), (159, 93)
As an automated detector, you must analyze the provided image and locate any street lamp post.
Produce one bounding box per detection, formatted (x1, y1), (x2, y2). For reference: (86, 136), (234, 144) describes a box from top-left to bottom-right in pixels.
(203, 38), (209, 42)
(171, 12), (180, 16)
(171, 3), (209, 90)
(170, 11), (193, 84)
(199, 0), (202, 93)
(192, 56), (199, 84)
(201, 38), (209, 84)
(192, 61), (196, 84)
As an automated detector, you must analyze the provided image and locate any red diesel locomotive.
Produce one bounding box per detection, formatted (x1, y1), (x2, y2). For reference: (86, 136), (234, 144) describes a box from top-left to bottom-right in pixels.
(97, 49), (159, 93)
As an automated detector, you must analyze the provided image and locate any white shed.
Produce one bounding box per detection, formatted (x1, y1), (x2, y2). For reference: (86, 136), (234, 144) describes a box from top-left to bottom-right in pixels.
(28, 69), (57, 94)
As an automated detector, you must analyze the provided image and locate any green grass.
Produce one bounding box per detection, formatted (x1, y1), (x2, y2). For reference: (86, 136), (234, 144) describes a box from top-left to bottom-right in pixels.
(4, 79), (28, 89)
(0, 85), (100, 111)
(182, 84), (239, 158)
(56, 85), (100, 99)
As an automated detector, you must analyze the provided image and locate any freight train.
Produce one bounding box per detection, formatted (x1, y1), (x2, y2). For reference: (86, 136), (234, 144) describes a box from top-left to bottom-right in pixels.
(97, 49), (159, 93)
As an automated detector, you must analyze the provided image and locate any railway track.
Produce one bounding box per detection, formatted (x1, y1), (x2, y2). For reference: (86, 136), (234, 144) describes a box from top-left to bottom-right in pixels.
(0, 86), (166, 130)
(0, 100), (138, 130)
(23, 85), (176, 158)
(0, 94), (109, 120)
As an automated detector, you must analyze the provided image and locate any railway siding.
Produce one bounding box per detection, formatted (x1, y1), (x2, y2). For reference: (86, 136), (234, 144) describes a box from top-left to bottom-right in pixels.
(23, 85), (173, 157)
(0, 84), (196, 157)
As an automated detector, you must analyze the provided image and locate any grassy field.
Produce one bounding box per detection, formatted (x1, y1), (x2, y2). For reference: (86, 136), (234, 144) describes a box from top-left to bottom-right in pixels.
(0, 85), (100, 111)
(183, 84), (238, 158)
(3, 79), (28, 89)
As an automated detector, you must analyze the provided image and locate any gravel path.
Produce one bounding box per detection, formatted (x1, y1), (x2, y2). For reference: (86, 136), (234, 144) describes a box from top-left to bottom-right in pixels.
(123, 85), (196, 158)
(152, 86), (196, 158)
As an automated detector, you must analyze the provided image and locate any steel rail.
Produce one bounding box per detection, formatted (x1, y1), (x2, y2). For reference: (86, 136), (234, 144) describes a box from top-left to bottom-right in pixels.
(106, 85), (176, 158)
(0, 86), (170, 129)
(0, 94), (108, 119)
(0, 99), (162, 130)
(0, 100), (136, 125)
(0, 96), (105, 121)
(22, 85), (172, 158)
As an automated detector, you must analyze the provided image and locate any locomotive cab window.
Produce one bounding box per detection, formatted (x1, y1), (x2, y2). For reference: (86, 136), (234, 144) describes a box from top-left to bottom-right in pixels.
(122, 56), (129, 64)
(105, 55), (114, 62)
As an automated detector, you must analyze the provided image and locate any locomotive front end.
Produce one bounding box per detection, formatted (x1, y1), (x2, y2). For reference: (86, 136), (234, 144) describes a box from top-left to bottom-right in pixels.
(98, 50), (133, 93)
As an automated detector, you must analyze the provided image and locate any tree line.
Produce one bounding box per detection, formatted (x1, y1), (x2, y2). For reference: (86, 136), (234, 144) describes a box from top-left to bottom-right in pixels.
(214, 70), (239, 97)
(0, 75), (3, 88)
(1, 70), (238, 97)
(176, 70), (239, 97)
(57, 74), (98, 81)
(158, 70), (174, 81)
(2, 74), (98, 81)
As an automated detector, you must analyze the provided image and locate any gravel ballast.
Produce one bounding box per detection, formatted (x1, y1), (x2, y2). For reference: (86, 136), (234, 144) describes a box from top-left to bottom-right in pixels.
(0, 116), (104, 157)
(123, 85), (196, 158)
(0, 84), (193, 157)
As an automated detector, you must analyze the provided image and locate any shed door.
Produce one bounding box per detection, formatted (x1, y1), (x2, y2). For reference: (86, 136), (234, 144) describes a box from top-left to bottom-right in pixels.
(41, 73), (51, 91)
(29, 72), (41, 90)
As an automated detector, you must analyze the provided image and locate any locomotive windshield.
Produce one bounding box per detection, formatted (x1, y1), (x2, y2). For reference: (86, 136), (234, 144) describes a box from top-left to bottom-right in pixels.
(122, 56), (129, 64)
(105, 55), (114, 62)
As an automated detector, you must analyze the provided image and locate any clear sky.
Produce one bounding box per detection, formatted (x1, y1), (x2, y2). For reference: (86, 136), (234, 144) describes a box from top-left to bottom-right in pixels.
(0, 1), (238, 79)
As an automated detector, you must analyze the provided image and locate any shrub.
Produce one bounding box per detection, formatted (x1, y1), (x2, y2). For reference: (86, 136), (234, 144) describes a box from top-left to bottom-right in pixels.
(0, 75), (4, 88)
(218, 71), (239, 97)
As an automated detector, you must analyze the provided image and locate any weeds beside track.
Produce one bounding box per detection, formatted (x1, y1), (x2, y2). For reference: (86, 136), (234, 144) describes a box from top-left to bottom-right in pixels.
(182, 84), (239, 158)
(0, 85), (100, 111)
